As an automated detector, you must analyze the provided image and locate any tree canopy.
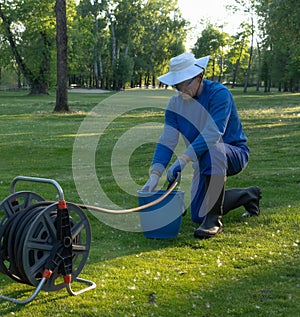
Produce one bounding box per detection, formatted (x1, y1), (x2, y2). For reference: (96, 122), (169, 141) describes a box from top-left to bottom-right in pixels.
(0, 0), (299, 96)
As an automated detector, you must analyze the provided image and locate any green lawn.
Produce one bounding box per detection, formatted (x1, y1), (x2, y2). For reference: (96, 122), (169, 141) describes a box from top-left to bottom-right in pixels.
(0, 88), (299, 316)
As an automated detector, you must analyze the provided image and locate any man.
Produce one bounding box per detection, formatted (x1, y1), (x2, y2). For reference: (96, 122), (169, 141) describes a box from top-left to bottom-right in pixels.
(142, 52), (261, 239)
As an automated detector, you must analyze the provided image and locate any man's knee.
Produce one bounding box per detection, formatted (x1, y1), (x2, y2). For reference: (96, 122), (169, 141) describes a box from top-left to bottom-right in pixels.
(200, 144), (227, 175)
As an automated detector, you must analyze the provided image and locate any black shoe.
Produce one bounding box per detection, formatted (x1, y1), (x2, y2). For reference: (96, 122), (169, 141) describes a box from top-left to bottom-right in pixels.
(194, 175), (225, 239)
(242, 186), (262, 217)
(194, 223), (223, 239)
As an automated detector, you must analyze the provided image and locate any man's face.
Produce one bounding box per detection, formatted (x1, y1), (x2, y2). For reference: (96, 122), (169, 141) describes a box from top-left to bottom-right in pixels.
(173, 77), (196, 92)
(173, 75), (202, 99)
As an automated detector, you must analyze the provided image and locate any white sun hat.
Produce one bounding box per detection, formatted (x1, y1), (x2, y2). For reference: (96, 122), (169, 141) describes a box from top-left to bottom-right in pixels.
(158, 52), (210, 86)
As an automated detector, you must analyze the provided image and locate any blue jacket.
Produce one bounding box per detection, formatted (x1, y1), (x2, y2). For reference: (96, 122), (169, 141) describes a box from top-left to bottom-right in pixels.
(151, 79), (248, 175)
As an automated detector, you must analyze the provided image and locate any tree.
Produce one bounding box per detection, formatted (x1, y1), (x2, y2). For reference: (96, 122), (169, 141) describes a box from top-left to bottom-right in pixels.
(106, 0), (141, 89)
(70, 0), (187, 90)
(243, 16), (255, 92)
(256, 0), (300, 92)
(70, 3), (99, 88)
(192, 24), (229, 81)
(226, 25), (251, 88)
(226, 0), (258, 92)
(0, 0), (55, 94)
(54, 0), (69, 112)
(137, 0), (186, 88)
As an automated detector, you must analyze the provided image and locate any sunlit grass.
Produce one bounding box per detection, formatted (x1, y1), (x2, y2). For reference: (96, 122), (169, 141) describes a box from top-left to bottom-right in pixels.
(0, 88), (299, 316)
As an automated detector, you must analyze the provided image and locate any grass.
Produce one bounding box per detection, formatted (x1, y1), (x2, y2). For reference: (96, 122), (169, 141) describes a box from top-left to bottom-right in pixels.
(0, 87), (299, 316)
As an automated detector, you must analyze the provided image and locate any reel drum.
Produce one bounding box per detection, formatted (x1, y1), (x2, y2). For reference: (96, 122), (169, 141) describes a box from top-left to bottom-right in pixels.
(0, 192), (47, 282)
(22, 201), (91, 292)
(0, 191), (45, 225)
(0, 176), (95, 304)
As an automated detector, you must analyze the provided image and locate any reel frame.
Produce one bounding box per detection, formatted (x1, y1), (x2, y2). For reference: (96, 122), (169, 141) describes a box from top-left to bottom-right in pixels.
(0, 176), (96, 304)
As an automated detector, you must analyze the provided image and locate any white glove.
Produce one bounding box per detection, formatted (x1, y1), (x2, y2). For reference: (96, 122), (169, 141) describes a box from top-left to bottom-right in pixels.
(141, 173), (160, 192)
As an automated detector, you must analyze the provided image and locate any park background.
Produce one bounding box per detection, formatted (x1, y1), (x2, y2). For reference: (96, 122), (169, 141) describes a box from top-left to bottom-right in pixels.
(0, 0), (299, 316)
(1, 0), (299, 100)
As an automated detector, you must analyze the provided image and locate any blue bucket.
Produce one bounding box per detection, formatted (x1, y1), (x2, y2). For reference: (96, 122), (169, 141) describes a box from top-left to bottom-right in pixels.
(138, 190), (185, 239)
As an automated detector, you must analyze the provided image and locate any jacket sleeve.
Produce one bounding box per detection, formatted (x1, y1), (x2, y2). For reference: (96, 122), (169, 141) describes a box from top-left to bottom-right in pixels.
(151, 106), (179, 175)
(184, 88), (232, 161)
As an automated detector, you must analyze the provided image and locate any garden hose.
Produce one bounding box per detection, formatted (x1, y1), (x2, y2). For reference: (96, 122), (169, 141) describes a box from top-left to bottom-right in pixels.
(78, 173), (181, 214)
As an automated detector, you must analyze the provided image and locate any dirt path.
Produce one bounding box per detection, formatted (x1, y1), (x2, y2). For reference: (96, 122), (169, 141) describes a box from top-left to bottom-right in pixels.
(68, 88), (109, 93)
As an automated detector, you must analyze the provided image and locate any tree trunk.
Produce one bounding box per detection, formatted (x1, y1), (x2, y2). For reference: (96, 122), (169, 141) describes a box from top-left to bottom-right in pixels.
(0, 7), (32, 90)
(231, 40), (245, 89)
(31, 80), (49, 94)
(93, 17), (99, 89)
(256, 40), (261, 91)
(94, 60), (99, 88)
(107, 11), (117, 62)
(211, 58), (216, 81)
(99, 54), (104, 89)
(0, 6), (50, 95)
(54, 0), (69, 112)
(243, 17), (254, 93)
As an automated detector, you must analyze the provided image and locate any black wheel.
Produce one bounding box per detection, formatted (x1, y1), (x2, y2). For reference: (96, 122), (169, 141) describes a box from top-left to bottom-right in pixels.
(0, 192), (46, 281)
(0, 191), (45, 226)
(21, 202), (91, 292)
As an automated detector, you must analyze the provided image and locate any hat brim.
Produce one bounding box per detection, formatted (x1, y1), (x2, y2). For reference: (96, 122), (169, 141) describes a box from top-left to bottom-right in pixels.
(158, 55), (210, 86)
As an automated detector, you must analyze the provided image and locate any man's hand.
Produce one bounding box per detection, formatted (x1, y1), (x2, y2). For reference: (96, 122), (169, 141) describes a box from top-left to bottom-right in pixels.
(167, 156), (188, 183)
(141, 173), (160, 192)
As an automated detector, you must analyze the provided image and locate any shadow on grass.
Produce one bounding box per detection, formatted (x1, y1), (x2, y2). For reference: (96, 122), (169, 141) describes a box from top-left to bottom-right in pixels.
(0, 205), (298, 316)
(85, 201), (294, 263)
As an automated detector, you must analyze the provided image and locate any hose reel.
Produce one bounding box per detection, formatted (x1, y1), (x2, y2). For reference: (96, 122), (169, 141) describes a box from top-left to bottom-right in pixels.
(0, 176), (95, 304)
(0, 175), (180, 305)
